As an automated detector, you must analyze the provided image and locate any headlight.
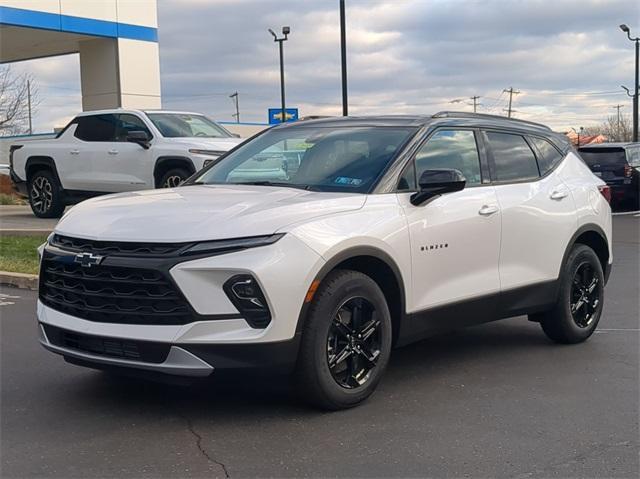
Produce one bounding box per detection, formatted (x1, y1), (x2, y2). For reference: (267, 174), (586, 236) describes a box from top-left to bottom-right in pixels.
(182, 234), (285, 256)
(188, 149), (226, 156)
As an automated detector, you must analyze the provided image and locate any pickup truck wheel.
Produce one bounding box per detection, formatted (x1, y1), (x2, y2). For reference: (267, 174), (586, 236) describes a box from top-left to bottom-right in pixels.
(159, 168), (189, 188)
(295, 270), (393, 410)
(532, 244), (604, 344)
(28, 170), (65, 218)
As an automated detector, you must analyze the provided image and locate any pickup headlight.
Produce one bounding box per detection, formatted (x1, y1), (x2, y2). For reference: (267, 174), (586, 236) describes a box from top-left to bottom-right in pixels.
(181, 234), (285, 256)
(188, 149), (226, 156)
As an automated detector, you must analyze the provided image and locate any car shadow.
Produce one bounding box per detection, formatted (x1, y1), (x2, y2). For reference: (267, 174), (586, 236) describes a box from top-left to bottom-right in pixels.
(61, 317), (558, 420)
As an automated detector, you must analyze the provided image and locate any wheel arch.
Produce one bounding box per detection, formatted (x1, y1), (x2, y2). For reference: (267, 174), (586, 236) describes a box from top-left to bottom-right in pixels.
(25, 156), (61, 185)
(562, 223), (610, 283)
(153, 156), (196, 187)
(297, 246), (407, 346)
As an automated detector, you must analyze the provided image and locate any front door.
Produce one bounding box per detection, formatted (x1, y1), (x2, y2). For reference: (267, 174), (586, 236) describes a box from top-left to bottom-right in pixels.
(397, 128), (502, 314)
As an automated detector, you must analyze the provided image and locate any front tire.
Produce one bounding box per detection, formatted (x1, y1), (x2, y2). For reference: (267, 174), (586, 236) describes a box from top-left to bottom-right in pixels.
(159, 168), (190, 188)
(28, 169), (65, 218)
(532, 244), (604, 344)
(295, 270), (393, 410)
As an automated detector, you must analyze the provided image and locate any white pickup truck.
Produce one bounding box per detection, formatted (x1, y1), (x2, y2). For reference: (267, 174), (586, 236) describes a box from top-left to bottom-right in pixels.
(9, 109), (244, 217)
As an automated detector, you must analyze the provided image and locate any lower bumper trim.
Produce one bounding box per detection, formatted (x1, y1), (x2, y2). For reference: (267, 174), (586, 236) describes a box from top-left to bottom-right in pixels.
(39, 324), (214, 377)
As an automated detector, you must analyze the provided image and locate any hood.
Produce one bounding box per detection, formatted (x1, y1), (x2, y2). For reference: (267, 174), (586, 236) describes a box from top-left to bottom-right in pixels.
(166, 137), (243, 151)
(55, 185), (365, 242)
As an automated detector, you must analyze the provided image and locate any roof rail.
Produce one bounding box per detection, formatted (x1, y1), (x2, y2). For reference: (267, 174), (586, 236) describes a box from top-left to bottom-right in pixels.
(431, 111), (551, 130)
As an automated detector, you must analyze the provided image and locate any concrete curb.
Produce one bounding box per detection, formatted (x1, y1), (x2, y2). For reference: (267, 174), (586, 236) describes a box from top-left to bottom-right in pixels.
(0, 229), (51, 237)
(0, 271), (38, 290)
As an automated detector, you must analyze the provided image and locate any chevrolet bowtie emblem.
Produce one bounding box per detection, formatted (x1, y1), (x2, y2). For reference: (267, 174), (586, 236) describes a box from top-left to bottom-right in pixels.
(74, 252), (104, 268)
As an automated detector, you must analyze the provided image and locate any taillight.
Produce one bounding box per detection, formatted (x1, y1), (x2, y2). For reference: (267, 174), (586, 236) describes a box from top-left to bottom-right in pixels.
(598, 185), (611, 203)
(623, 164), (633, 178)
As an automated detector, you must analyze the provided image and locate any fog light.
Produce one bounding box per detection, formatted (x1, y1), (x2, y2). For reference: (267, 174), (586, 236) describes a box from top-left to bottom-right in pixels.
(223, 275), (271, 328)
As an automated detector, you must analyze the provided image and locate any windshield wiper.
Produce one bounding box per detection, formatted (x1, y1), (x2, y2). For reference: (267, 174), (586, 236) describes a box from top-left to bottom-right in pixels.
(235, 181), (318, 191)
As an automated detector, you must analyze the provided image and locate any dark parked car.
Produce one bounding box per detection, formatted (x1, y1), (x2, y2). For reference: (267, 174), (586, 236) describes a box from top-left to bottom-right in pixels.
(579, 143), (640, 210)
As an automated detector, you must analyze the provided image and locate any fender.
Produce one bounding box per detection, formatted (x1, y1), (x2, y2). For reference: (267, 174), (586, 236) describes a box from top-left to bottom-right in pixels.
(25, 156), (62, 186)
(560, 223), (610, 283)
(295, 245), (408, 339)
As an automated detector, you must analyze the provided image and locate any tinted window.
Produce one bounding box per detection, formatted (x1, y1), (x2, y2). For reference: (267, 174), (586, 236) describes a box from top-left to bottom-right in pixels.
(74, 114), (117, 142)
(195, 126), (415, 193)
(412, 129), (482, 187)
(116, 114), (152, 141)
(486, 132), (539, 182)
(529, 137), (563, 175)
(579, 148), (627, 166)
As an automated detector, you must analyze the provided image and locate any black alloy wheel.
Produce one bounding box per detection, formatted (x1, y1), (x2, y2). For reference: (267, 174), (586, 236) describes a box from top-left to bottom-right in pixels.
(327, 297), (382, 389)
(570, 262), (600, 328)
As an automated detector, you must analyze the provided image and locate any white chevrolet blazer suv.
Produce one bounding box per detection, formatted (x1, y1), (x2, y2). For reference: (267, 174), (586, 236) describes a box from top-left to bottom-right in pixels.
(9, 109), (243, 218)
(37, 113), (613, 409)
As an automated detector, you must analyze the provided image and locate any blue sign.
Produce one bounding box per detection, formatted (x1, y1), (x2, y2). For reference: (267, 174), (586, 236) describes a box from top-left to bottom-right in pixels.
(268, 108), (299, 124)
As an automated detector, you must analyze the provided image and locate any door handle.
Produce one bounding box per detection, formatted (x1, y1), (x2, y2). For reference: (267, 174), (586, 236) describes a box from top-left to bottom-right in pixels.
(70, 149), (80, 155)
(550, 189), (569, 200)
(108, 149), (119, 155)
(478, 204), (499, 216)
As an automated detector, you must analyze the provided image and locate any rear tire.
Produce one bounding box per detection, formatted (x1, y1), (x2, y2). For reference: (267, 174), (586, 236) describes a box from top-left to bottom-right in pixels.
(28, 169), (65, 218)
(159, 168), (190, 188)
(531, 244), (604, 344)
(295, 270), (393, 410)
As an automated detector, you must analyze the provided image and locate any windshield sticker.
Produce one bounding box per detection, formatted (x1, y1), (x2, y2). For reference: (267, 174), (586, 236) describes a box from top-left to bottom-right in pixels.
(335, 176), (363, 186)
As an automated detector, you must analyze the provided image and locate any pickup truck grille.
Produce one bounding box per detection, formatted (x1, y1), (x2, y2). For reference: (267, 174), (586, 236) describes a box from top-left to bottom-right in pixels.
(50, 234), (189, 257)
(39, 257), (195, 325)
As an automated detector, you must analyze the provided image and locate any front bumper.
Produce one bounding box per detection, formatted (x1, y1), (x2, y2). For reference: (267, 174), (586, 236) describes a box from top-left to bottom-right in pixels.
(39, 322), (302, 376)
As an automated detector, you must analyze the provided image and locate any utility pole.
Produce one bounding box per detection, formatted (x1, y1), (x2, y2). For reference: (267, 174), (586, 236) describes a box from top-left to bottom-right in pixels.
(613, 104), (624, 140)
(230, 92), (240, 123)
(470, 95), (480, 113)
(27, 79), (32, 134)
(340, 0), (348, 116)
(503, 87), (520, 118)
(620, 24), (639, 141)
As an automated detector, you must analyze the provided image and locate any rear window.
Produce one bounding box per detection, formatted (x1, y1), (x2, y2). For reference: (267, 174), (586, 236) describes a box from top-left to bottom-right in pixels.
(579, 148), (627, 166)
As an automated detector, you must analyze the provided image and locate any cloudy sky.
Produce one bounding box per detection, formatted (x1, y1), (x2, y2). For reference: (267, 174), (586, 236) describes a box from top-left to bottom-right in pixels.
(10, 0), (640, 132)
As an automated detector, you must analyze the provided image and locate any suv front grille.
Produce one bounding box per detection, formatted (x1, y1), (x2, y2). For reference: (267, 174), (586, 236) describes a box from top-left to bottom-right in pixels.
(40, 258), (195, 325)
(50, 234), (189, 257)
(43, 324), (169, 363)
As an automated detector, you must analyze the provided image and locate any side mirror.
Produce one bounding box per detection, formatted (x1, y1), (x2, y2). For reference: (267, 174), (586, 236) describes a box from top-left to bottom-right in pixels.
(410, 168), (466, 206)
(126, 130), (151, 149)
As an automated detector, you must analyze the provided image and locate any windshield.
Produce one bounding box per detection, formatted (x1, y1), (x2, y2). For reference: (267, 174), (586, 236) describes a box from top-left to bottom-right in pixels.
(579, 148), (627, 166)
(193, 126), (417, 193)
(146, 113), (231, 138)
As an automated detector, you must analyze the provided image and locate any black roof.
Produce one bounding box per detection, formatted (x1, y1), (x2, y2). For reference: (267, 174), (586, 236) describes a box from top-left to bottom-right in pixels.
(279, 111), (553, 134)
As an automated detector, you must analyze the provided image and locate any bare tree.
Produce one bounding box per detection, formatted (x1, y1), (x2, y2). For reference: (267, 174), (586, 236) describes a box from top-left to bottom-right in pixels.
(583, 114), (633, 142)
(0, 66), (39, 136)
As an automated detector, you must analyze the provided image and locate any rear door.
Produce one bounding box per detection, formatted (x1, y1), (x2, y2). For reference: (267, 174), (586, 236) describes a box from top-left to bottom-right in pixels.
(483, 130), (577, 291)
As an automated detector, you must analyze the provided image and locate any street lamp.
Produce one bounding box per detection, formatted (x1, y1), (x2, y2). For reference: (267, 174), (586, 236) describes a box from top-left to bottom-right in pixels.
(619, 24), (639, 141)
(269, 26), (290, 124)
(571, 127), (584, 147)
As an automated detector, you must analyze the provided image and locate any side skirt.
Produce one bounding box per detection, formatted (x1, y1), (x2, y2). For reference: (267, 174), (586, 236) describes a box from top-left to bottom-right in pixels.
(396, 280), (558, 347)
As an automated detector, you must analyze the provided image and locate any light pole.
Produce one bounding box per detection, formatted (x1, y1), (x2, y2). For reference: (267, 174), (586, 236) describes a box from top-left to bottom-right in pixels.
(269, 26), (290, 124)
(340, 0), (348, 116)
(619, 24), (639, 141)
(571, 127), (584, 147)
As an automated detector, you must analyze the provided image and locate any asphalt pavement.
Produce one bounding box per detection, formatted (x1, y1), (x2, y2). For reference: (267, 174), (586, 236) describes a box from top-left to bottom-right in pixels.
(1, 216), (638, 478)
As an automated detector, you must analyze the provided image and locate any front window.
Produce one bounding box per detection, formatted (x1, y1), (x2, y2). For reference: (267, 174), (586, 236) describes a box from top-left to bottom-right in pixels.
(146, 113), (231, 138)
(193, 126), (416, 193)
